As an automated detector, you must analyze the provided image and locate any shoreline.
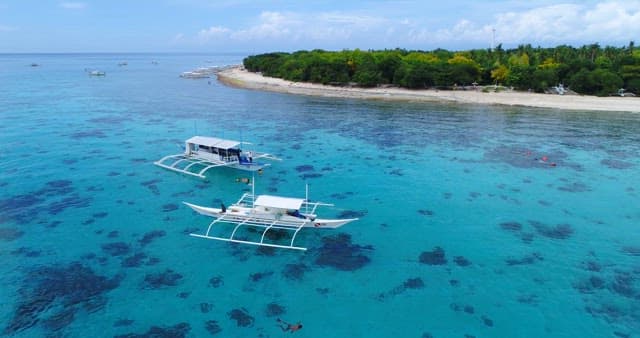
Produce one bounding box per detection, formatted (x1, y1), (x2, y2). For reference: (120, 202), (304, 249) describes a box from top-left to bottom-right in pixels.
(217, 66), (639, 113)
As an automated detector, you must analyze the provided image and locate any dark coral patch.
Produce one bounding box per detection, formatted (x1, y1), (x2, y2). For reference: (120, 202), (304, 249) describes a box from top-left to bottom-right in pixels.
(499, 221), (522, 231)
(520, 232), (534, 243)
(200, 303), (213, 313)
(256, 246), (277, 256)
(93, 212), (108, 218)
(209, 276), (224, 288)
(162, 203), (179, 212)
(47, 194), (92, 214)
(43, 308), (76, 332)
(301, 173), (323, 179)
(143, 269), (183, 289)
(530, 221), (573, 239)
(505, 252), (543, 265)
(70, 130), (106, 139)
(205, 320), (222, 335)
(481, 315), (494, 327)
(557, 182), (590, 193)
(141, 179), (161, 187)
(315, 233), (372, 271)
(330, 192), (355, 200)
(0, 194), (43, 211)
(582, 260), (602, 272)
(295, 165), (314, 172)
(4, 262), (120, 335)
(265, 302), (286, 317)
(614, 332), (631, 338)
(419, 247), (447, 265)
(122, 253), (148, 268)
(621, 246), (640, 256)
(0, 194), (44, 223)
(101, 242), (131, 256)
(145, 257), (160, 266)
(227, 308), (254, 327)
(43, 180), (74, 195)
(113, 319), (134, 327)
(0, 227), (24, 241)
(418, 209), (434, 216)
(115, 322), (191, 338)
(610, 272), (636, 298)
(10, 247), (41, 257)
(454, 256), (472, 267)
(601, 159), (634, 169)
(316, 287), (330, 295)
(139, 230), (166, 246)
(282, 263), (310, 280)
(585, 303), (626, 323)
(574, 276), (606, 294)
(336, 209), (367, 219)
(250, 271), (274, 282)
(403, 277), (425, 289)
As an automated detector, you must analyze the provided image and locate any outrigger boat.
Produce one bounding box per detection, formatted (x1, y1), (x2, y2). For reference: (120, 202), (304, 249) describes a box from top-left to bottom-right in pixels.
(154, 136), (279, 178)
(185, 186), (358, 251)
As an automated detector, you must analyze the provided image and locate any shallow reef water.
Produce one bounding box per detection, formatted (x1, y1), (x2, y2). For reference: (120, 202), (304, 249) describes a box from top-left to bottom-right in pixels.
(1, 53), (639, 337)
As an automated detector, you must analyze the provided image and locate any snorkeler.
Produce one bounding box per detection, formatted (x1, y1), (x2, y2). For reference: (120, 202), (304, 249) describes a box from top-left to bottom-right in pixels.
(277, 318), (303, 333)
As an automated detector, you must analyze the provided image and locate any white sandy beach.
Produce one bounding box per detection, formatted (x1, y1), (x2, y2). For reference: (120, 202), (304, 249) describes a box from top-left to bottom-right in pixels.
(217, 66), (639, 113)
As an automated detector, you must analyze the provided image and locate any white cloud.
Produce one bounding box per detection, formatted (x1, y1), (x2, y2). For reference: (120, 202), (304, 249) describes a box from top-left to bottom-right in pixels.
(428, 1), (640, 47)
(231, 11), (299, 41)
(197, 26), (231, 41)
(190, 1), (640, 50)
(59, 2), (86, 10)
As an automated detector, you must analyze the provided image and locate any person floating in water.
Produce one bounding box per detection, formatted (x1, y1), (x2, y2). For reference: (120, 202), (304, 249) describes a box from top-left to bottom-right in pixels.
(277, 318), (302, 333)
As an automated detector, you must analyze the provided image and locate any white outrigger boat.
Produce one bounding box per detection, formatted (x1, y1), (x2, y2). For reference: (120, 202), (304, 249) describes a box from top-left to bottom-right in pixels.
(185, 187), (358, 251)
(154, 136), (279, 178)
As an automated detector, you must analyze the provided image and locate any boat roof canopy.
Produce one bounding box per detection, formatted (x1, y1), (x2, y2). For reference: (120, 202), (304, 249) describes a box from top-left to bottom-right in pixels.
(254, 195), (304, 210)
(186, 136), (240, 149)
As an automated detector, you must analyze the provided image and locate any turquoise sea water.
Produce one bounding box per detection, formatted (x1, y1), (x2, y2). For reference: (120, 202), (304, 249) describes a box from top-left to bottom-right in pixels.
(1, 53), (639, 338)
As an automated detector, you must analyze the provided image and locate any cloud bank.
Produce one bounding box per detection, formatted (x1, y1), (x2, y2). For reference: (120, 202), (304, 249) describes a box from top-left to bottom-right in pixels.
(190, 1), (640, 50)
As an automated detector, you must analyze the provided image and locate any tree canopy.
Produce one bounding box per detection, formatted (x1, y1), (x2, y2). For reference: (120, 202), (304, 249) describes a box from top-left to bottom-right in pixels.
(243, 43), (640, 96)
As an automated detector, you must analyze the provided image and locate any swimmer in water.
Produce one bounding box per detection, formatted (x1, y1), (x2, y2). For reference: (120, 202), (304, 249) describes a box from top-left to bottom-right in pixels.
(277, 318), (303, 333)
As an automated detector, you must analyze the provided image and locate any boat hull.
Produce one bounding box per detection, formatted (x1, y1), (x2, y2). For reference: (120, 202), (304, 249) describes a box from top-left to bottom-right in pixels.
(183, 202), (356, 228)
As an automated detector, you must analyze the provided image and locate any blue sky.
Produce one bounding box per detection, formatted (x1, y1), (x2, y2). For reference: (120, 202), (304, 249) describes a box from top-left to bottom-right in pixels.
(1, 0), (638, 53)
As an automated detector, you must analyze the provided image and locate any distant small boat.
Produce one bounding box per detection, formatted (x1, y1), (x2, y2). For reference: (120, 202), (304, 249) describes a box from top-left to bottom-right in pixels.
(30, 63), (40, 67)
(118, 62), (128, 66)
(88, 70), (106, 76)
(179, 66), (228, 79)
(179, 71), (210, 79)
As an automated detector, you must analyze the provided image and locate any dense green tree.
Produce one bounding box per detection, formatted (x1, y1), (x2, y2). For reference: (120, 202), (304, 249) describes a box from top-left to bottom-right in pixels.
(242, 42), (639, 95)
(531, 68), (559, 92)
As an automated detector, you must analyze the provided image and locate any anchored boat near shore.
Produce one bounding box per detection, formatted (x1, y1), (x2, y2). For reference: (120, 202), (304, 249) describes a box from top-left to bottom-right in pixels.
(154, 136), (279, 178)
(185, 187), (358, 251)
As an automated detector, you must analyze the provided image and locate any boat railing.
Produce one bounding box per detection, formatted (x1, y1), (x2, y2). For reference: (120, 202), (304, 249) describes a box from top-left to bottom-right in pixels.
(236, 193), (256, 206)
(302, 200), (333, 214)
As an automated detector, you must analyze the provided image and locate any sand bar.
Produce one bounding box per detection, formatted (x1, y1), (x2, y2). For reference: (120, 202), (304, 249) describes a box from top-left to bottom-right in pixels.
(217, 66), (639, 113)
